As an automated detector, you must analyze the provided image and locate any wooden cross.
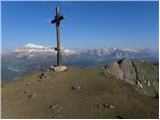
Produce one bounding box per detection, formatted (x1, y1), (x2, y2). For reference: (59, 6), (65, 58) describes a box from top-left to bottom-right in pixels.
(51, 6), (65, 66)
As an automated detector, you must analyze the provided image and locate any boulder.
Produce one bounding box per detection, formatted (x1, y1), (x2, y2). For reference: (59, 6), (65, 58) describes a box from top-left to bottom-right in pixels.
(104, 59), (159, 97)
(96, 104), (115, 109)
(107, 104), (115, 109)
(104, 61), (123, 80)
(39, 71), (50, 80)
(49, 104), (63, 112)
(70, 86), (80, 91)
(28, 93), (37, 99)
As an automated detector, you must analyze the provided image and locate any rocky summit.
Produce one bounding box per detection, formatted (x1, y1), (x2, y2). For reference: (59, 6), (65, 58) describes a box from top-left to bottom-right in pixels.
(1, 62), (159, 119)
(104, 59), (159, 97)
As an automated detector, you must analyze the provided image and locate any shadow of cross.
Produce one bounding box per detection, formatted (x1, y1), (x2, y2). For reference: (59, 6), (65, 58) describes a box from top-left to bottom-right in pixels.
(51, 6), (65, 66)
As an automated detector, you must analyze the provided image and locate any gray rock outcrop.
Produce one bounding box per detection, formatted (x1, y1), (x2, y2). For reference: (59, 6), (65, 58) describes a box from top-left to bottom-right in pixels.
(104, 59), (159, 97)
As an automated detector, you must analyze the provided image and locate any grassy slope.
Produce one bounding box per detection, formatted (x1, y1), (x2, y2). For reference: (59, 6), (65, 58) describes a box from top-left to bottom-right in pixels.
(1, 67), (158, 119)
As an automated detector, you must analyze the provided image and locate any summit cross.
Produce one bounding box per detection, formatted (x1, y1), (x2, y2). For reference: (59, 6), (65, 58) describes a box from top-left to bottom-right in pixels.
(51, 6), (65, 66)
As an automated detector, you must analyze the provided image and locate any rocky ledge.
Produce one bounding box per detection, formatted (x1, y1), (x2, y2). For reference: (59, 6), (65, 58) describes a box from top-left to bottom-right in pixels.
(104, 59), (159, 97)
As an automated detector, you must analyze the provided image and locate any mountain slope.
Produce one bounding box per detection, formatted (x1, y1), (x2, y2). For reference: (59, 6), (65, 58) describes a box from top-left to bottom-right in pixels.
(2, 67), (158, 119)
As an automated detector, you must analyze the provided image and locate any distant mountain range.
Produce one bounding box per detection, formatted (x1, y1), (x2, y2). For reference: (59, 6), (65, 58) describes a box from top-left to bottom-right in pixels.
(2, 43), (158, 82)
(10, 43), (79, 58)
(3, 43), (158, 59)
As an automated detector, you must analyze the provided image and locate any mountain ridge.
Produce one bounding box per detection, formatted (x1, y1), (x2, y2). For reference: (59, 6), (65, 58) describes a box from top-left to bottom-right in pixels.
(7, 43), (158, 59)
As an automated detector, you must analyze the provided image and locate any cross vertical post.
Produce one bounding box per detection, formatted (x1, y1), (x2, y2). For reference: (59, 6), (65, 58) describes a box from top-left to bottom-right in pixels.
(51, 6), (65, 66)
(56, 6), (60, 66)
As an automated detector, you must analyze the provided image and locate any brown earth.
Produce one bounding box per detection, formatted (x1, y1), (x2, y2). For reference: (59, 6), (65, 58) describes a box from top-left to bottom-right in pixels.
(1, 67), (159, 118)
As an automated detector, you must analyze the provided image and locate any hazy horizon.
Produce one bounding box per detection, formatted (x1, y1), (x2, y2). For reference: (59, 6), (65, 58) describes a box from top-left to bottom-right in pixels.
(2, 1), (159, 52)
(2, 42), (159, 54)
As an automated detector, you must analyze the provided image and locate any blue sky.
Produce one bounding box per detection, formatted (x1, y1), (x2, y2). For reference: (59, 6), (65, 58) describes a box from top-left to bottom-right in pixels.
(2, 1), (159, 51)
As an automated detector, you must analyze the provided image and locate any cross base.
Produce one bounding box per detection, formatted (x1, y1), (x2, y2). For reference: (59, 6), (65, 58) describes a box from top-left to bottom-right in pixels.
(50, 65), (67, 72)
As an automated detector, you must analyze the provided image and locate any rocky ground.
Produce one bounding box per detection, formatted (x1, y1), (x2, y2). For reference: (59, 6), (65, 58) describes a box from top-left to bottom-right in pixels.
(1, 67), (159, 118)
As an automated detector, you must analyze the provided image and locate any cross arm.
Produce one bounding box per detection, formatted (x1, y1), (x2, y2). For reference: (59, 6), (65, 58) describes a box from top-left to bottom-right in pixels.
(51, 15), (65, 24)
(51, 19), (56, 24)
(59, 15), (65, 21)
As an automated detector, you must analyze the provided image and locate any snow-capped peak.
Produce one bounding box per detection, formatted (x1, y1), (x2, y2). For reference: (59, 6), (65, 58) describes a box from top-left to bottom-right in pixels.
(82, 48), (143, 56)
(12, 43), (79, 58)
(14, 43), (54, 53)
(122, 48), (139, 52)
(24, 43), (45, 49)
